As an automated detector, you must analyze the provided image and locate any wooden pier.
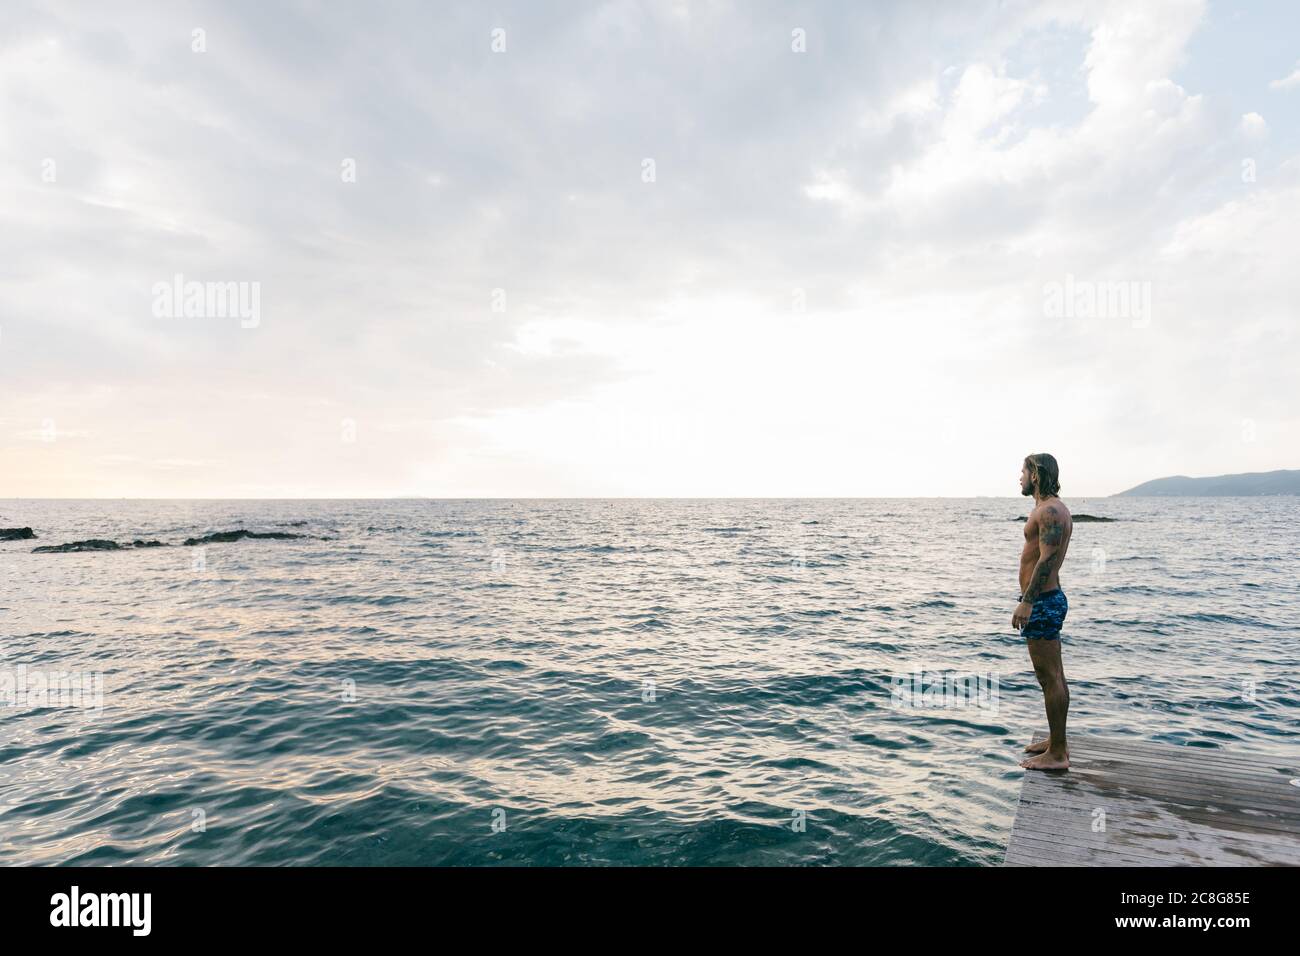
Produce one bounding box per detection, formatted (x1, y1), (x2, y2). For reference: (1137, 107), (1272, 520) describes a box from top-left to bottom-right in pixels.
(1005, 732), (1300, 866)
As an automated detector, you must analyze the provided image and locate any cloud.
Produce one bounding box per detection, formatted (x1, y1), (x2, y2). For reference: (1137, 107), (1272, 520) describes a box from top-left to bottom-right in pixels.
(1269, 61), (1300, 90)
(0, 0), (1295, 496)
(1240, 112), (1268, 137)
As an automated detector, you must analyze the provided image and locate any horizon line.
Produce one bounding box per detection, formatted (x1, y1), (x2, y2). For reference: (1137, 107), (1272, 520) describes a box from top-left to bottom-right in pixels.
(4, 493), (1124, 501)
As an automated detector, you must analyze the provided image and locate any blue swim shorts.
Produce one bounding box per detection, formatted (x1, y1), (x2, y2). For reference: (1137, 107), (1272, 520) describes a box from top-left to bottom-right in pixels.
(1020, 588), (1068, 640)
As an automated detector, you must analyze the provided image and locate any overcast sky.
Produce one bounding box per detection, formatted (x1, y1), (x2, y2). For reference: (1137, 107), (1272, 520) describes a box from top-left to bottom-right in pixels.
(1, 0), (1297, 497)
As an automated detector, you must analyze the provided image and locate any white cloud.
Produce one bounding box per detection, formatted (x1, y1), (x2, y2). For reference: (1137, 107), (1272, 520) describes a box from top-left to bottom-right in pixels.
(1269, 61), (1300, 90)
(1240, 112), (1268, 137)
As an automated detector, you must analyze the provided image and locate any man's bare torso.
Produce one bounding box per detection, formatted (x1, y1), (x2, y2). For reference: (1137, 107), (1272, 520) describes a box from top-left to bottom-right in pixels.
(1019, 497), (1072, 595)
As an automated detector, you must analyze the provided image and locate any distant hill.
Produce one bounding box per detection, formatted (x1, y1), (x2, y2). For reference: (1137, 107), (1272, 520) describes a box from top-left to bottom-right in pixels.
(1115, 469), (1300, 496)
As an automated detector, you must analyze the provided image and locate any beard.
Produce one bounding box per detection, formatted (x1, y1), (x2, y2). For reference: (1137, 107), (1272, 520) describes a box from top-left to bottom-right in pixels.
(1020, 482), (1034, 497)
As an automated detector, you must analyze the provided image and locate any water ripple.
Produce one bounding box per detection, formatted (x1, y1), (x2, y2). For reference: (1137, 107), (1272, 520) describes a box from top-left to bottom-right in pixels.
(1, 497), (1297, 865)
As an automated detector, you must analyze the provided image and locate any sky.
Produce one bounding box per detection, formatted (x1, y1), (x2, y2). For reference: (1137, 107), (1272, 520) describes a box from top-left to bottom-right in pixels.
(1, 0), (1297, 498)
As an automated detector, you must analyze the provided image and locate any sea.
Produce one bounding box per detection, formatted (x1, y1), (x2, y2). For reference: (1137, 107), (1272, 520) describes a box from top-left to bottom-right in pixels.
(1, 497), (1297, 865)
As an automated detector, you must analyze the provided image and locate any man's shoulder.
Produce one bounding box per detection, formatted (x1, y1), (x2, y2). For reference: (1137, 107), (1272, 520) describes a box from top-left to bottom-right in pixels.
(1032, 497), (1071, 520)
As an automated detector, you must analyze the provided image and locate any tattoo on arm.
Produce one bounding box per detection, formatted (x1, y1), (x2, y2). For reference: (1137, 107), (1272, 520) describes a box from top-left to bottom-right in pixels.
(1039, 505), (1064, 546)
(1023, 554), (1056, 603)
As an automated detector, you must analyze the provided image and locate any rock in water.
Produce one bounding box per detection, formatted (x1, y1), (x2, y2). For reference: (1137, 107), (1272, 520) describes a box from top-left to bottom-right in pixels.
(1, 527), (36, 541)
(32, 539), (123, 553)
(182, 529), (303, 546)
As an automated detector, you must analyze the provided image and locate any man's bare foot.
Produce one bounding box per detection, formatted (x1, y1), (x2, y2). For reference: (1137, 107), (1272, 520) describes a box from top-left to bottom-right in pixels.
(1019, 751), (1069, 771)
(1024, 738), (1050, 753)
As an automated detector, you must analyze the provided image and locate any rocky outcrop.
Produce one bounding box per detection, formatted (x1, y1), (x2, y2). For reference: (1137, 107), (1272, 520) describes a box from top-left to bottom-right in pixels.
(31, 529), (306, 553)
(32, 539), (123, 553)
(182, 529), (303, 546)
(1, 527), (36, 541)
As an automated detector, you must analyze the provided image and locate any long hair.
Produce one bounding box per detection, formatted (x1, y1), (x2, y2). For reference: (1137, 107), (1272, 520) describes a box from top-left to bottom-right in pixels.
(1024, 453), (1061, 497)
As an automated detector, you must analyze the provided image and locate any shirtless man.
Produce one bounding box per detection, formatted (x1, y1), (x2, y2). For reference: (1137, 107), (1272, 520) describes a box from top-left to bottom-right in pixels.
(1014, 453), (1073, 770)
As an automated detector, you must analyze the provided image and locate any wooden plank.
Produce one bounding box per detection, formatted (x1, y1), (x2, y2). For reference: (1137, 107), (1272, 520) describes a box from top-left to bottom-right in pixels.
(1030, 732), (1297, 784)
(1006, 826), (1290, 867)
(1008, 813), (1300, 865)
(1058, 739), (1297, 786)
(1015, 752), (1300, 821)
(1068, 749), (1297, 787)
(1063, 732), (1296, 770)
(1010, 794), (1300, 851)
(1012, 787), (1300, 841)
(1005, 795), (1300, 866)
(1009, 768), (1300, 862)
(1006, 831), (1196, 868)
(1008, 830), (1300, 867)
(1007, 831), (1224, 868)
(1025, 763), (1300, 817)
(1005, 732), (1300, 867)
(1032, 731), (1296, 774)
(1025, 734), (1299, 808)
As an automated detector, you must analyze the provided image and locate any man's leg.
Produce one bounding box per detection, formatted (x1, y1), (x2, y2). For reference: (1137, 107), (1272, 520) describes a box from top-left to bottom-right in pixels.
(1021, 637), (1069, 769)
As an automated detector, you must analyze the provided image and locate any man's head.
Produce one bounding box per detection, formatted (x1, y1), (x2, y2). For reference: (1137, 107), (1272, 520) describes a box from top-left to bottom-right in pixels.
(1021, 453), (1061, 498)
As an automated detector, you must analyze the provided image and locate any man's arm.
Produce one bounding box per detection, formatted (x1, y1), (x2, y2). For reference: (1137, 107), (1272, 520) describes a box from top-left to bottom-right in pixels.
(1012, 505), (1065, 630)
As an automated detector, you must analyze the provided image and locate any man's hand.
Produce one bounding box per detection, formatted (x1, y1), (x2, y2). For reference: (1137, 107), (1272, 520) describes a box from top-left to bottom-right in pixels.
(1012, 600), (1033, 632)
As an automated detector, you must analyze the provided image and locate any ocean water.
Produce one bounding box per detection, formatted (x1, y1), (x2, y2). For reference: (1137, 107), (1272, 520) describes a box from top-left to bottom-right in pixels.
(1, 497), (1297, 866)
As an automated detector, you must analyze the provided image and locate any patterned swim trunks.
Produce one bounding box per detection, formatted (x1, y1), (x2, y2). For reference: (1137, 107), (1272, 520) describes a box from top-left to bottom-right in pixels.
(1019, 588), (1068, 640)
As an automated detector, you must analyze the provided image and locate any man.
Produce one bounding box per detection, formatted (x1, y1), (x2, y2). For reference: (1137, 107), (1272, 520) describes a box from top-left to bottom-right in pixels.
(1014, 453), (1072, 770)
